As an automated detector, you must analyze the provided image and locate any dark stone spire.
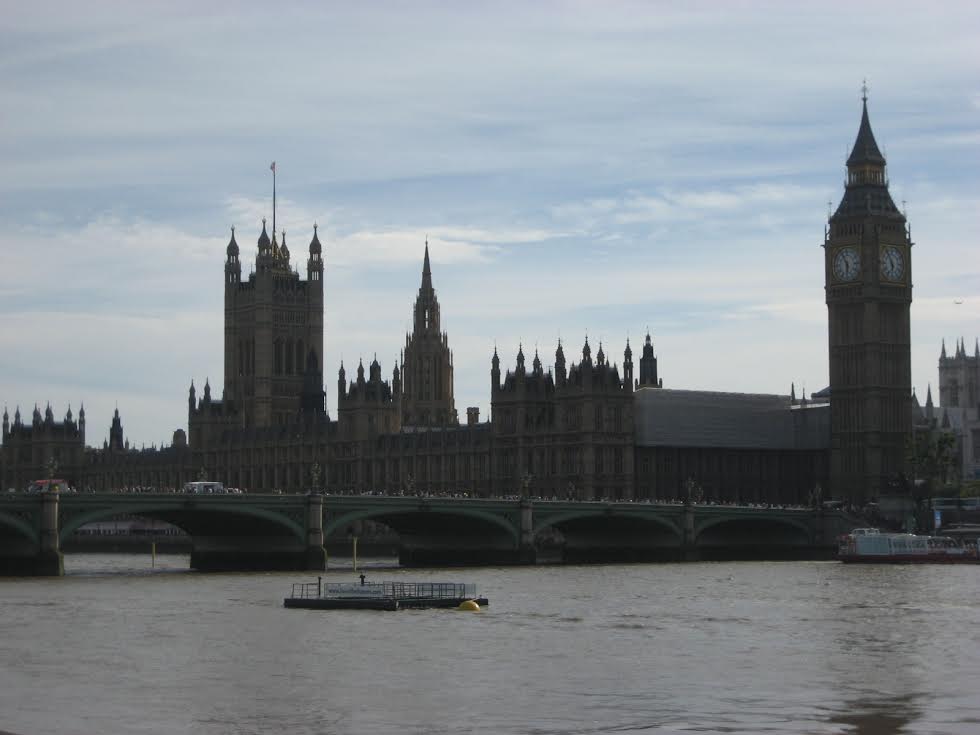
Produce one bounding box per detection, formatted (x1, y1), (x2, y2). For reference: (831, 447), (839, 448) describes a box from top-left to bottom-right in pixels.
(309, 223), (322, 254)
(422, 239), (432, 292)
(832, 91), (903, 222)
(227, 226), (239, 257)
(258, 218), (271, 250)
(846, 92), (886, 167)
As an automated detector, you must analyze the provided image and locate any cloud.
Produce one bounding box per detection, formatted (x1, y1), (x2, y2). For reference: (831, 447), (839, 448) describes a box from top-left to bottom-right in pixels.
(2, 2), (979, 446)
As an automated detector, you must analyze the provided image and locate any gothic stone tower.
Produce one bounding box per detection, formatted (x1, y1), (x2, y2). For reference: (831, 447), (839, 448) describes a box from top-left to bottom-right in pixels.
(223, 221), (324, 427)
(824, 94), (913, 502)
(401, 243), (457, 426)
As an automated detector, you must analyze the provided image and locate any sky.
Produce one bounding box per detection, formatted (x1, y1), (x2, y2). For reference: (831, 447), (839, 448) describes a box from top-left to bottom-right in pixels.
(1, 1), (978, 448)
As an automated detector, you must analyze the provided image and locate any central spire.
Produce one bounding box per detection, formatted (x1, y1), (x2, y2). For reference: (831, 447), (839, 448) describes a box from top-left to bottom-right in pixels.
(422, 238), (432, 292)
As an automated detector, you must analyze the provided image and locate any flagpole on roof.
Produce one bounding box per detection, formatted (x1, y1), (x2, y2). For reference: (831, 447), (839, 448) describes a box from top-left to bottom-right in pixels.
(270, 161), (277, 239)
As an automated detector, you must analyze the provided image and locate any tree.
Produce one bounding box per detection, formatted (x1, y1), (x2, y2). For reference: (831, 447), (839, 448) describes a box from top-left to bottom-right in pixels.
(908, 430), (957, 499)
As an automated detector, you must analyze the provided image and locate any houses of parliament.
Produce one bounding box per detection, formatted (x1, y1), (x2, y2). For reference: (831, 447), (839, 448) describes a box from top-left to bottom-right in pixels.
(2, 97), (946, 505)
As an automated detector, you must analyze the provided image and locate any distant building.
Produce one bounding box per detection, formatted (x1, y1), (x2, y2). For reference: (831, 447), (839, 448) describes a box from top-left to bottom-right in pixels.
(937, 338), (980, 480)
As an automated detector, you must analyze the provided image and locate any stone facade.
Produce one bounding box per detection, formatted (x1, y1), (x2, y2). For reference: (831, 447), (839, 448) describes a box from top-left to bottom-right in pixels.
(222, 221), (325, 429)
(490, 340), (635, 500)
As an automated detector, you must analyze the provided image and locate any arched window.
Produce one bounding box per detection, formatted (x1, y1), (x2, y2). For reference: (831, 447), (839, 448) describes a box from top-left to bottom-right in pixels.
(274, 339), (283, 375)
(296, 340), (304, 374)
(285, 339), (294, 375)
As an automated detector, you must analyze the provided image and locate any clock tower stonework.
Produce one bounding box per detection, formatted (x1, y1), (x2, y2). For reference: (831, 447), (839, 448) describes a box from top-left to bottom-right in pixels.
(824, 94), (913, 503)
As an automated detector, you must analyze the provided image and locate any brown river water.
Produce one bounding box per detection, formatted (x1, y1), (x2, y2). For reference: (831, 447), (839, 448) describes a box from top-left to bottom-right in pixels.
(1, 554), (979, 734)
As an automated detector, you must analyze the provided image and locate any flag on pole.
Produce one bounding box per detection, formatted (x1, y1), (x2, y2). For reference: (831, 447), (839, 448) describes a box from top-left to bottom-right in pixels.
(270, 161), (276, 172)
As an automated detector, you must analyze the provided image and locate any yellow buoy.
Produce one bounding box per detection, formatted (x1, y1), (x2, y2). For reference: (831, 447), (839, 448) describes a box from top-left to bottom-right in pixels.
(456, 599), (480, 612)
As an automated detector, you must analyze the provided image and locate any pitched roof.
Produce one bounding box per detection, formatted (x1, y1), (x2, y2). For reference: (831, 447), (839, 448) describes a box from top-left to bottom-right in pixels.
(634, 388), (829, 450)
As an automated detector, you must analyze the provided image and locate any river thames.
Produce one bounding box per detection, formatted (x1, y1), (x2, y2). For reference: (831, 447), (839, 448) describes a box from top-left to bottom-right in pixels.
(2, 555), (979, 734)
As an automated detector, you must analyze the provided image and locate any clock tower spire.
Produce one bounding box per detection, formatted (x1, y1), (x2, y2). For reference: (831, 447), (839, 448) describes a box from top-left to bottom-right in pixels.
(824, 89), (913, 504)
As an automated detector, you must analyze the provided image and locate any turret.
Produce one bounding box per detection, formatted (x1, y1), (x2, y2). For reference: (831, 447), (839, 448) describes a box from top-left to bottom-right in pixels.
(555, 339), (566, 387)
(188, 380), (196, 415)
(44, 403), (53, 424)
(308, 224), (323, 283)
(338, 362), (347, 403)
(256, 219), (272, 272)
(639, 331), (659, 387)
(596, 342), (606, 367)
(109, 407), (124, 452)
(491, 347), (501, 395)
(582, 337), (592, 365)
(78, 403), (86, 443)
(623, 339), (634, 391)
(32, 404), (41, 426)
(532, 349), (542, 375)
(2, 406), (8, 440)
(516, 343), (526, 375)
(225, 226), (241, 286)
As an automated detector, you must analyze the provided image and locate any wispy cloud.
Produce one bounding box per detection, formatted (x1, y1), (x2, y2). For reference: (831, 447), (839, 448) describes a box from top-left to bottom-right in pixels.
(1, 2), (979, 444)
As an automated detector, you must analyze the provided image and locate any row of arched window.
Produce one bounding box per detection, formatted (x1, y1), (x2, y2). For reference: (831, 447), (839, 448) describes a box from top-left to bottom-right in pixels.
(274, 338), (306, 376)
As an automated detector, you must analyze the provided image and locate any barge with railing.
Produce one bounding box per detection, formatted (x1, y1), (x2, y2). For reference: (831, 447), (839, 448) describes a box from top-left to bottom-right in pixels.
(284, 579), (488, 611)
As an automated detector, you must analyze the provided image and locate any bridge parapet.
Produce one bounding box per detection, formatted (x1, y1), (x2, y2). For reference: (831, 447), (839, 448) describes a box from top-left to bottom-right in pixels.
(0, 493), (846, 574)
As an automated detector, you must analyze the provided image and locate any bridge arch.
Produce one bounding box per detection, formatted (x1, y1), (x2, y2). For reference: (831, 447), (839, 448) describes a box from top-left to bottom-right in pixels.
(0, 511), (38, 546)
(58, 502), (306, 546)
(695, 514), (813, 543)
(323, 505), (520, 545)
(534, 508), (683, 541)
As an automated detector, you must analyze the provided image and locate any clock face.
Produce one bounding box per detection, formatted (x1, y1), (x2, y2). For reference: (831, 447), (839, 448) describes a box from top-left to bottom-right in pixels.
(880, 246), (905, 282)
(833, 247), (860, 282)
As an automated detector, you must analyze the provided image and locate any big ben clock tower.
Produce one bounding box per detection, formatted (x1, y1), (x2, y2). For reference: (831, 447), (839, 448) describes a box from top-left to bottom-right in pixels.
(824, 89), (913, 503)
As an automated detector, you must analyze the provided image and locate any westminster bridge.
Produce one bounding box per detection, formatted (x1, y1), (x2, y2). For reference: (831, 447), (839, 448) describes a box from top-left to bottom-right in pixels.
(0, 492), (852, 575)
